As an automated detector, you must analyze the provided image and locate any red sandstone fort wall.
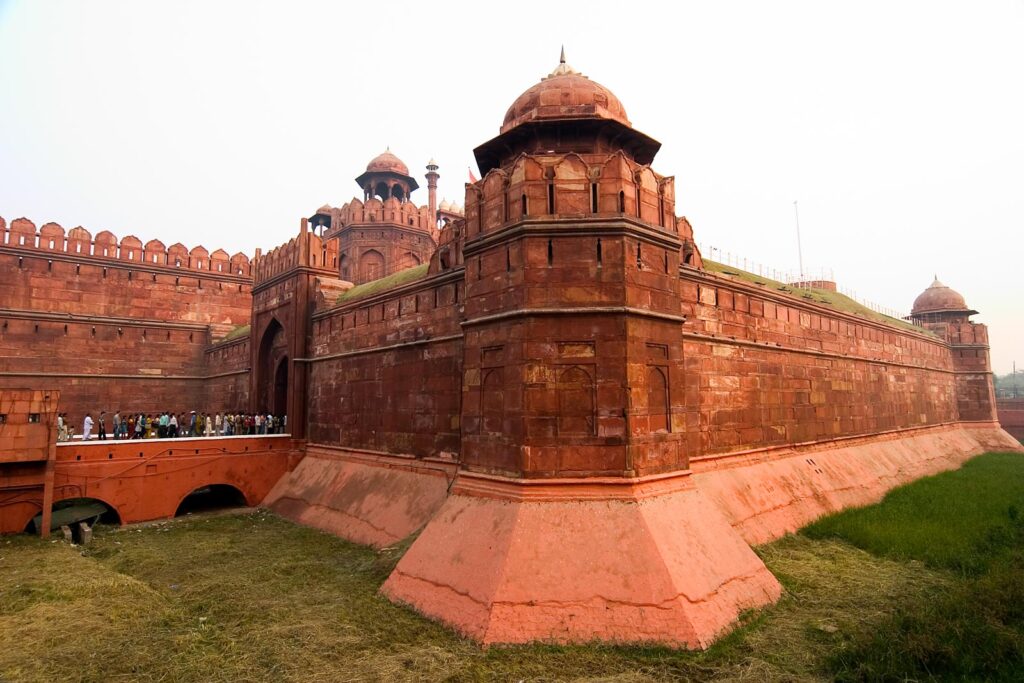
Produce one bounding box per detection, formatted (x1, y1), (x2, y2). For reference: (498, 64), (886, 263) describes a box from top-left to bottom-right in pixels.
(305, 270), (464, 456)
(679, 269), (966, 457)
(303, 232), (990, 469)
(0, 216), (254, 419)
(202, 336), (251, 412)
(996, 398), (1024, 442)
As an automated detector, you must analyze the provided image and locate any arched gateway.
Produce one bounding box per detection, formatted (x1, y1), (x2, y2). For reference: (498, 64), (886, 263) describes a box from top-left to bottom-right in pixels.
(257, 318), (288, 415)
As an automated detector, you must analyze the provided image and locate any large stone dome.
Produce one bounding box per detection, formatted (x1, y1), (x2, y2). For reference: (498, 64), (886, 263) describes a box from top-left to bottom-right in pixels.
(911, 277), (969, 315)
(365, 150), (410, 176)
(500, 53), (631, 134)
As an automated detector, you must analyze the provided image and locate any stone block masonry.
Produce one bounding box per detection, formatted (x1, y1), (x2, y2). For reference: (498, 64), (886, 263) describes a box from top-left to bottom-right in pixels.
(0, 217), (254, 419)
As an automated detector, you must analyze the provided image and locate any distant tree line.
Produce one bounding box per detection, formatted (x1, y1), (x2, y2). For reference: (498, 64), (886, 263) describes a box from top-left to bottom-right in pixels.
(994, 371), (1024, 398)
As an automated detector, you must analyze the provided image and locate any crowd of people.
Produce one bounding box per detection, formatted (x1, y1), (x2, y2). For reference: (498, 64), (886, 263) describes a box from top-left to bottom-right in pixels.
(57, 411), (287, 441)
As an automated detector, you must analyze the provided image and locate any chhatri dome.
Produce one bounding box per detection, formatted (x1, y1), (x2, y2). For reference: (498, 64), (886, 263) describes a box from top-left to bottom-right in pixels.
(501, 47), (631, 134)
(911, 276), (973, 316)
(475, 48), (661, 175)
(364, 149), (410, 176)
(355, 148), (419, 200)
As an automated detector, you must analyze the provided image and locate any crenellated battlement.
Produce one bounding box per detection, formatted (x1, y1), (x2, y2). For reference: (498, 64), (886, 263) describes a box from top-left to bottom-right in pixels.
(463, 150), (677, 239)
(252, 219), (338, 287)
(322, 197), (436, 238)
(0, 216), (252, 278)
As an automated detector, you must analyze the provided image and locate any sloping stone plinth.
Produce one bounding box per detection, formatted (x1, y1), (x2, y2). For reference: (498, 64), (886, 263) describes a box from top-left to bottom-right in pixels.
(264, 446), (456, 548)
(380, 471), (781, 648)
(693, 422), (1024, 545)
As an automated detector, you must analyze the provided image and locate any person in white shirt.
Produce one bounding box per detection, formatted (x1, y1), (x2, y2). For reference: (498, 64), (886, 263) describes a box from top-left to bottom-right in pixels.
(82, 414), (94, 441)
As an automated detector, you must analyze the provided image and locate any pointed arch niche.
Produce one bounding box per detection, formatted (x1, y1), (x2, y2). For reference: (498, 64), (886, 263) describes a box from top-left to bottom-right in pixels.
(557, 365), (595, 436)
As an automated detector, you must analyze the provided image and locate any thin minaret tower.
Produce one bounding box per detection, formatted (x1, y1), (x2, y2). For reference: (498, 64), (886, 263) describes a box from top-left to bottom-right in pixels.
(425, 159), (440, 226)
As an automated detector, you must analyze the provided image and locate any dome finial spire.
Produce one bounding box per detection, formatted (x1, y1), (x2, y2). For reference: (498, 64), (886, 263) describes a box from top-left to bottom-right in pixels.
(548, 46), (578, 77)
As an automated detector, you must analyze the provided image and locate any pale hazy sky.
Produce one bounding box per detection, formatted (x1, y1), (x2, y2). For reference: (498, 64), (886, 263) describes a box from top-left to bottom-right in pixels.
(1, 1), (1021, 373)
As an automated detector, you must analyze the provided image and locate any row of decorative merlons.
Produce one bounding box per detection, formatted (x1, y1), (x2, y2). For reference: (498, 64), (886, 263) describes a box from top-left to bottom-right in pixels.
(252, 228), (338, 285)
(323, 197), (439, 235)
(0, 216), (251, 277)
(464, 151), (678, 237)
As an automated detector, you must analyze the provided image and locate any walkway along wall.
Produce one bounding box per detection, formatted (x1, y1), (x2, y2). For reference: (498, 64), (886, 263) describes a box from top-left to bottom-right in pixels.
(1, 434), (301, 534)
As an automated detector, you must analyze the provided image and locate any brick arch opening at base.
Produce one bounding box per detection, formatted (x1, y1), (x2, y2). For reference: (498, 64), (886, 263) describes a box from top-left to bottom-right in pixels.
(174, 483), (249, 517)
(257, 318), (289, 416)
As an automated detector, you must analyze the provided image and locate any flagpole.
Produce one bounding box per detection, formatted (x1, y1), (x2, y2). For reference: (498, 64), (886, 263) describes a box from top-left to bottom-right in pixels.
(793, 200), (804, 279)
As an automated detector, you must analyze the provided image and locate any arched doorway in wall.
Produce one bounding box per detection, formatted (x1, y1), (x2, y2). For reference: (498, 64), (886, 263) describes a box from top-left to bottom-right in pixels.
(359, 249), (385, 282)
(273, 357), (289, 417)
(257, 318), (289, 416)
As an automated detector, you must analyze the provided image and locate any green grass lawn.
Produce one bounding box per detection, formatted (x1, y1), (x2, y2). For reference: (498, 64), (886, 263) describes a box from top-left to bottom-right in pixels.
(1, 452), (1022, 682)
(804, 452), (1024, 573)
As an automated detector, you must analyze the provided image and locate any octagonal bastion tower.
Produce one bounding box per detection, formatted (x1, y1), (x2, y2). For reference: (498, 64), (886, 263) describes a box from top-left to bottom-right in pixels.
(379, 53), (782, 647)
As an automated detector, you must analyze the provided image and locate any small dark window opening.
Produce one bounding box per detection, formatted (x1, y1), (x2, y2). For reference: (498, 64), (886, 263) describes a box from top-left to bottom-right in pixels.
(91, 326), (96, 337)
(477, 256), (482, 280)
(166, 331), (170, 340)
(189, 332), (193, 342)
(142, 329), (147, 340)
(117, 327), (123, 336)
(76, 264), (80, 275)
(635, 186), (642, 218)
(591, 183), (598, 212)
(63, 325), (68, 335)
(453, 284), (460, 303)
(636, 242), (643, 269)
(664, 251), (670, 273)
(0, 414), (6, 424)
(34, 324), (38, 333)
(547, 239), (553, 266)
(506, 245), (511, 273)
(152, 274), (157, 282)
(596, 238), (602, 266)
(521, 194), (528, 217)
(175, 277), (180, 286)
(618, 190), (625, 212)
(18, 257), (23, 268)
(127, 270), (132, 281)
(547, 183), (555, 214)
(28, 413), (40, 423)
(47, 260), (52, 272)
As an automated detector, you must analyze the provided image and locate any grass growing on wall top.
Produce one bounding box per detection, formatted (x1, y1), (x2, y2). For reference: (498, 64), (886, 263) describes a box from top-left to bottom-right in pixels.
(221, 324), (250, 341)
(702, 259), (924, 333)
(336, 263), (430, 304)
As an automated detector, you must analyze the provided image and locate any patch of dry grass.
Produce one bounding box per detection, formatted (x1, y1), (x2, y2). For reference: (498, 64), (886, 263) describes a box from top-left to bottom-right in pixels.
(0, 511), (951, 683)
